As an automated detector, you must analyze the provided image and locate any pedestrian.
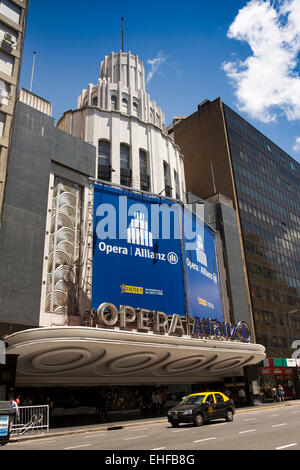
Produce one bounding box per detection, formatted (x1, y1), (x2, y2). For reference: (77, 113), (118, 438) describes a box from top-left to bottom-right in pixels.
(151, 391), (157, 413)
(156, 392), (162, 415)
(238, 388), (246, 406)
(15, 395), (21, 406)
(277, 385), (284, 402)
(10, 397), (19, 423)
(96, 391), (108, 422)
(271, 385), (278, 402)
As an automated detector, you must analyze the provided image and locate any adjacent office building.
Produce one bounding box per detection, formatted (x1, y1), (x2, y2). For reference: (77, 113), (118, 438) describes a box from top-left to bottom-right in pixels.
(172, 98), (300, 398)
(0, 0), (28, 222)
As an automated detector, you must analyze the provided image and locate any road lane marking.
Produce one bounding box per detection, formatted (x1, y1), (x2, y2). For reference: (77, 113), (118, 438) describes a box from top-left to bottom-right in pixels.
(272, 423), (287, 428)
(128, 426), (149, 431)
(239, 429), (256, 434)
(291, 411), (300, 414)
(243, 418), (257, 421)
(151, 447), (166, 450)
(194, 437), (216, 443)
(18, 438), (58, 444)
(64, 444), (92, 450)
(276, 443), (297, 450)
(269, 414), (280, 417)
(83, 433), (106, 438)
(209, 422), (227, 427)
(124, 435), (148, 441)
(171, 429), (189, 433)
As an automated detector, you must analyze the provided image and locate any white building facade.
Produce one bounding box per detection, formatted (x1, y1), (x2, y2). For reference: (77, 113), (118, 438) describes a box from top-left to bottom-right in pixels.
(57, 51), (186, 201)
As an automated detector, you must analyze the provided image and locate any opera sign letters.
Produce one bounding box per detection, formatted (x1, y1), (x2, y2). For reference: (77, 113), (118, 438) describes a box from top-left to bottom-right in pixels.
(96, 302), (252, 343)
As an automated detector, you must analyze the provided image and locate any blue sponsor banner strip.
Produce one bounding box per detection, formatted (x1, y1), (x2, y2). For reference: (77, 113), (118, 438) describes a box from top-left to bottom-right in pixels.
(182, 209), (223, 322)
(92, 184), (186, 316)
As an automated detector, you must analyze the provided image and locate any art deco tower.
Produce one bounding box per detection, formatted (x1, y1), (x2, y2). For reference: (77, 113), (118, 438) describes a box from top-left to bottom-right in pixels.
(58, 51), (186, 201)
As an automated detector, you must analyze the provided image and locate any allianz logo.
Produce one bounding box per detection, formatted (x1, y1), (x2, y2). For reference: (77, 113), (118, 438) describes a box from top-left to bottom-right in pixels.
(127, 211), (153, 247)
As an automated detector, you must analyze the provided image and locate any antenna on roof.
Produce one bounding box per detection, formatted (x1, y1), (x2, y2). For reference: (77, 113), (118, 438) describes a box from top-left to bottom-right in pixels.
(121, 17), (124, 52)
(30, 51), (36, 93)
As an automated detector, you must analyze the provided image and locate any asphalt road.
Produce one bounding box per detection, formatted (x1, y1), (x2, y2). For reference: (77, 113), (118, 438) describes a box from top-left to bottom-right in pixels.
(3, 404), (300, 451)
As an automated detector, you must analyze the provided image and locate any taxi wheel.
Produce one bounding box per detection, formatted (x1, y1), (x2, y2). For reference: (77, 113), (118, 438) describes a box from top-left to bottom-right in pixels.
(225, 410), (234, 422)
(194, 413), (204, 426)
(170, 420), (180, 428)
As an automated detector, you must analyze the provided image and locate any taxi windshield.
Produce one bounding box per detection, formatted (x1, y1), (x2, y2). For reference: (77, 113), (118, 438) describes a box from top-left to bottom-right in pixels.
(180, 395), (206, 405)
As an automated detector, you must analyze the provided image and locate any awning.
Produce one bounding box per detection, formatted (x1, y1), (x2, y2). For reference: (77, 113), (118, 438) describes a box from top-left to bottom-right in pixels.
(5, 327), (266, 387)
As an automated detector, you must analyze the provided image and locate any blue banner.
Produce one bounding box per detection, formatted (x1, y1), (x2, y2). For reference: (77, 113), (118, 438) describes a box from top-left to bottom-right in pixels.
(0, 416), (9, 436)
(92, 184), (186, 316)
(183, 210), (223, 321)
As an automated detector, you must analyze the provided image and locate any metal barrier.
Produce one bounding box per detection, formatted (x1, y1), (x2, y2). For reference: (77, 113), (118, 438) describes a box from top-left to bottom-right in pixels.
(11, 405), (49, 436)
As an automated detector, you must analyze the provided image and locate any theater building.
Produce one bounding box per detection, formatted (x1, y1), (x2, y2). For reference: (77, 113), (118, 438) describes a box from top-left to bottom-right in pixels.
(0, 54), (265, 419)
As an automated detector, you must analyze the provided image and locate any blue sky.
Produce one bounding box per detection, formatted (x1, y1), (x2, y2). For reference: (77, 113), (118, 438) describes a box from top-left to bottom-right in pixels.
(20, 0), (300, 163)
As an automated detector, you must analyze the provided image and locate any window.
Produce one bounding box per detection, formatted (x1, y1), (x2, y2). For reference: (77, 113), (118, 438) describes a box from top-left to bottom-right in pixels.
(120, 144), (130, 169)
(205, 394), (214, 404)
(174, 170), (180, 200)
(0, 112), (5, 137)
(120, 144), (131, 187)
(92, 96), (98, 106)
(0, 50), (14, 76)
(98, 140), (111, 181)
(0, 0), (21, 24)
(111, 95), (117, 110)
(132, 101), (138, 117)
(214, 394), (224, 404)
(139, 149), (147, 176)
(122, 97), (128, 114)
(139, 149), (150, 191)
(98, 140), (110, 166)
(163, 161), (172, 197)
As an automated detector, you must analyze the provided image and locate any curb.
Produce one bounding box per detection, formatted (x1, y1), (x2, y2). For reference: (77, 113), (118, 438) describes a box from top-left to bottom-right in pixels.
(9, 401), (300, 443)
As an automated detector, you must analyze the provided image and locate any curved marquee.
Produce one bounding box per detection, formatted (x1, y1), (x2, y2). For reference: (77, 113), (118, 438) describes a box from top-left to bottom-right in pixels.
(6, 327), (266, 387)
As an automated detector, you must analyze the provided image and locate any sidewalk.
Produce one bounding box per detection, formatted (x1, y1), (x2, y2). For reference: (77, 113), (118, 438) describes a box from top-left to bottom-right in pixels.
(10, 398), (300, 443)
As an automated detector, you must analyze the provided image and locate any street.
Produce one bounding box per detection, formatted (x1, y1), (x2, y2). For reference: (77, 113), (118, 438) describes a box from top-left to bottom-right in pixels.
(2, 403), (300, 451)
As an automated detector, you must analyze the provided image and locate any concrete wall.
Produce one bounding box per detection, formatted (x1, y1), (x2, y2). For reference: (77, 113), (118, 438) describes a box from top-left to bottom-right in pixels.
(0, 100), (96, 331)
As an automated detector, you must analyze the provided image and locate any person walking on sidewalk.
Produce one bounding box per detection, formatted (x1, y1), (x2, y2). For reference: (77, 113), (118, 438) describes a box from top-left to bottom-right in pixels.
(238, 388), (246, 406)
(271, 385), (278, 402)
(96, 391), (109, 422)
(277, 385), (284, 402)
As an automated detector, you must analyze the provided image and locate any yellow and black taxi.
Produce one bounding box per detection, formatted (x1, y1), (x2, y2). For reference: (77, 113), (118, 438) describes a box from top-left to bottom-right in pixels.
(167, 392), (235, 427)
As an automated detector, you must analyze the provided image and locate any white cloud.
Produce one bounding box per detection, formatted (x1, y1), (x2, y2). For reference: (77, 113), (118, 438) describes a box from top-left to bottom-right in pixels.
(223, 0), (300, 123)
(146, 52), (166, 84)
(293, 136), (300, 152)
